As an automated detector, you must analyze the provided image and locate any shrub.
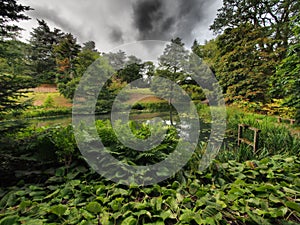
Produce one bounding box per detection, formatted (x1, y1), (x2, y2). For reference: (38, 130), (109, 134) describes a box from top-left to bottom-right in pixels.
(43, 95), (55, 108)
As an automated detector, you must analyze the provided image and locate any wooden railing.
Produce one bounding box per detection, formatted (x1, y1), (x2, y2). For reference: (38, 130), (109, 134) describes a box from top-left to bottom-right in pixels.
(238, 124), (261, 153)
(277, 117), (296, 125)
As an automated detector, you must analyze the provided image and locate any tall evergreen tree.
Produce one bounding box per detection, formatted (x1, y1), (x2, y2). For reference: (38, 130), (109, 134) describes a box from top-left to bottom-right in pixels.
(29, 19), (64, 84)
(0, 0), (32, 39)
(0, 0), (34, 116)
(54, 33), (80, 97)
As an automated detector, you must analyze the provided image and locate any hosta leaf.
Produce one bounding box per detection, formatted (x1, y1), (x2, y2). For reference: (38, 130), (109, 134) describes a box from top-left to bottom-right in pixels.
(151, 196), (162, 211)
(113, 188), (128, 196)
(165, 196), (178, 211)
(285, 201), (300, 212)
(69, 179), (81, 186)
(179, 209), (195, 223)
(86, 201), (102, 214)
(80, 209), (95, 220)
(269, 207), (288, 218)
(14, 190), (26, 196)
(202, 205), (219, 219)
(19, 200), (32, 211)
(50, 204), (67, 216)
(176, 193), (184, 203)
(247, 210), (271, 225)
(121, 216), (137, 225)
(133, 210), (151, 218)
(269, 194), (281, 203)
(19, 218), (44, 225)
(44, 189), (60, 199)
(282, 187), (300, 195)
(0, 215), (19, 225)
(160, 210), (173, 221)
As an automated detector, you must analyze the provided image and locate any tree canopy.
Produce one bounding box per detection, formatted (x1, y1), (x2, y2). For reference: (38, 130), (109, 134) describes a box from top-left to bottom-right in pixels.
(0, 0), (32, 39)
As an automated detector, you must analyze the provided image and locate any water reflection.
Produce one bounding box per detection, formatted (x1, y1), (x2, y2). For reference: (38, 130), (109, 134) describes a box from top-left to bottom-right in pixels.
(2, 112), (211, 143)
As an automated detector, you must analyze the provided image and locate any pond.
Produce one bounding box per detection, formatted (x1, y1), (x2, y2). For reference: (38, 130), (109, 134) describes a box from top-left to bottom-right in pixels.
(1, 111), (211, 143)
(23, 112), (174, 127)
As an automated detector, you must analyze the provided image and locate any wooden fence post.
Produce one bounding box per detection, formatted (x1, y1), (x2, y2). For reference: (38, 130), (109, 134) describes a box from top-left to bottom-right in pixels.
(238, 124), (261, 153)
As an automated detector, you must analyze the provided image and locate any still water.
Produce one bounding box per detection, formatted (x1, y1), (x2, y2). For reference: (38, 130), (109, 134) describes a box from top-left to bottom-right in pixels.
(24, 112), (174, 128)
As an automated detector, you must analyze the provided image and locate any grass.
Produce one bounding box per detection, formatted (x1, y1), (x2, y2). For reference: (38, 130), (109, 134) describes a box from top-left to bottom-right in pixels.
(124, 88), (165, 104)
(25, 92), (72, 108)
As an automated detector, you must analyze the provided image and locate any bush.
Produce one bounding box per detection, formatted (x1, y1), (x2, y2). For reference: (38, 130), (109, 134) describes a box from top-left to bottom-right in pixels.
(43, 95), (55, 108)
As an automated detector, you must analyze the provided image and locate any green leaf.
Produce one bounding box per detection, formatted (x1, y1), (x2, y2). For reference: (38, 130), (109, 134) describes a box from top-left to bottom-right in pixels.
(179, 209), (195, 223)
(18, 218), (44, 225)
(86, 201), (102, 214)
(44, 189), (60, 199)
(282, 187), (300, 195)
(160, 210), (173, 221)
(50, 204), (67, 216)
(285, 201), (300, 212)
(121, 216), (137, 225)
(0, 215), (19, 225)
(269, 194), (281, 203)
(133, 210), (151, 218)
(80, 209), (95, 220)
(247, 210), (271, 225)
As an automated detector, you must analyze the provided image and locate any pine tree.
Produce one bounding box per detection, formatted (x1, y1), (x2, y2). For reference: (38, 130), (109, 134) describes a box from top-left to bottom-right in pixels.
(0, 0), (32, 39)
(29, 19), (64, 84)
(0, 0), (34, 116)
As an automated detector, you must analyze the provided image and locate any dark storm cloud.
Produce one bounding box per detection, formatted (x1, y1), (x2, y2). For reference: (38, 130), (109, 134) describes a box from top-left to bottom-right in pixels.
(109, 26), (124, 44)
(132, 0), (217, 44)
(133, 0), (162, 33)
(132, 0), (174, 40)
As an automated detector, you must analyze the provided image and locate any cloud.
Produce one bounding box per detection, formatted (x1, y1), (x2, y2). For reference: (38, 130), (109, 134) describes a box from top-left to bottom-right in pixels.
(109, 26), (124, 44)
(131, 0), (220, 45)
(28, 6), (83, 37)
(18, 0), (222, 51)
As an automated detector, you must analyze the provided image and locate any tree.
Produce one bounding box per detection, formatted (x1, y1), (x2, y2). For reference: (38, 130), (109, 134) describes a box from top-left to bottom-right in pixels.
(210, 0), (299, 55)
(0, 73), (33, 114)
(213, 24), (278, 104)
(0, 0), (34, 117)
(103, 50), (126, 70)
(0, 0), (32, 39)
(0, 40), (34, 119)
(209, 0), (300, 106)
(117, 55), (143, 86)
(154, 37), (189, 125)
(29, 19), (64, 84)
(192, 39), (219, 73)
(54, 33), (80, 97)
(275, 15), (300, 123)
(82, 41), (97, 52)
(60, 43), (100, 99)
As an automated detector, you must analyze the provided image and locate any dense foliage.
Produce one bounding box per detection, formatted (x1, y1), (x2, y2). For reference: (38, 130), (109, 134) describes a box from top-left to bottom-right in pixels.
(274, 15), (300, 123)
(1, 1), (299, 224)
(0, 1), (34, 118)
(0, 0), (32, 39)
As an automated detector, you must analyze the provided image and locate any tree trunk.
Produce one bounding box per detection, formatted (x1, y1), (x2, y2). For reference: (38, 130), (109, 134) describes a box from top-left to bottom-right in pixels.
(169, 82), (174, 126)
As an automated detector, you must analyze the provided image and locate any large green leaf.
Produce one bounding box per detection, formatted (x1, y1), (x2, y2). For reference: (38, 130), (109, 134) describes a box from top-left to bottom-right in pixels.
(86, 201), (102, 214)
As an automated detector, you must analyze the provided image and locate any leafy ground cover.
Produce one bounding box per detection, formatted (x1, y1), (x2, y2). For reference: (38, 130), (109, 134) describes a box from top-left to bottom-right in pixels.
(0, 105), (299, 224)
(0, 155), (299, 224)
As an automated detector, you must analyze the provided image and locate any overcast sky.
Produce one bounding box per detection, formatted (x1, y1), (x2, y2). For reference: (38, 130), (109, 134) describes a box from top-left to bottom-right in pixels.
(18, 0), (223, 52)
